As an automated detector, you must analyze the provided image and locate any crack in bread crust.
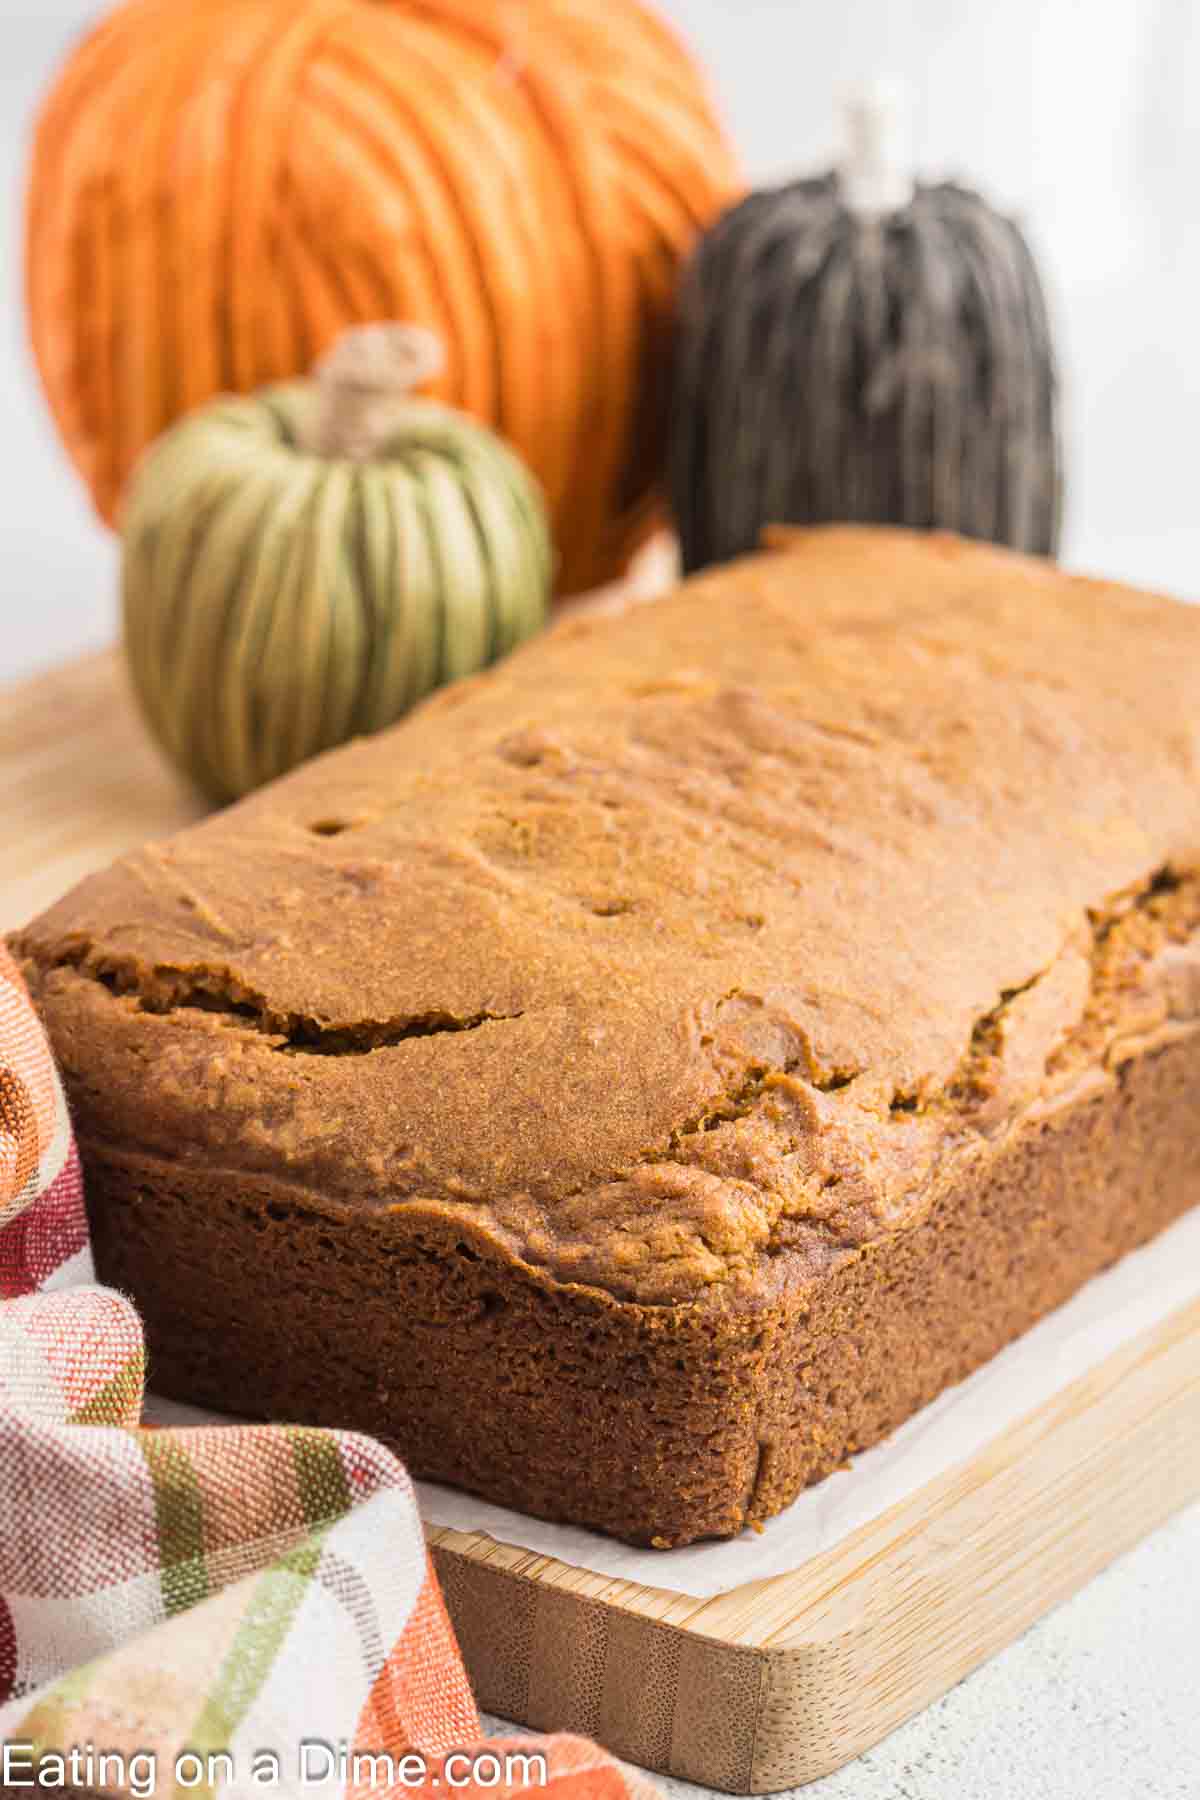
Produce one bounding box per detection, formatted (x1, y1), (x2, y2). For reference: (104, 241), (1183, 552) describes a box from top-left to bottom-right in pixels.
(16, 863), (1200, 1304)
(26, 944), (522, 1054)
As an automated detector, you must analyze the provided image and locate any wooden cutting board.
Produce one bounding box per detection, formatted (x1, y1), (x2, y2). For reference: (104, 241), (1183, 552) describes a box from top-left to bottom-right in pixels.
(6, 650), (1200, 1793)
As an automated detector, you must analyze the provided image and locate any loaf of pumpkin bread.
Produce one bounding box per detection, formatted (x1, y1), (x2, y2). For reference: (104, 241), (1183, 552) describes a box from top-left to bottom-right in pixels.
(17, 527), (1200, 1546)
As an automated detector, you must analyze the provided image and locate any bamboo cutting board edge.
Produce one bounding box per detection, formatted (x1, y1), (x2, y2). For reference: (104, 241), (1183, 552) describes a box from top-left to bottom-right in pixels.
(5, 649), (1200, 1790)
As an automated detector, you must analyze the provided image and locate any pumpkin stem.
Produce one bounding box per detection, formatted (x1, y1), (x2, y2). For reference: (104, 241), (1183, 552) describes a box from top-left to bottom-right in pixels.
(838, 77), (914, 215)
(306, 323), (446, 460)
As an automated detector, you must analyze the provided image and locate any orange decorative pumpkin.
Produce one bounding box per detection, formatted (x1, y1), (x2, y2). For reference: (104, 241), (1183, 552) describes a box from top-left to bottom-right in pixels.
(26, 0), (739, 596)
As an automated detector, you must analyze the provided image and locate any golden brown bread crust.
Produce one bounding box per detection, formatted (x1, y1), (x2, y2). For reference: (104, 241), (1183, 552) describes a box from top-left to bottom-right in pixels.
(16, 526), (1200, 1543)
(66, 1029), (1200, 1545)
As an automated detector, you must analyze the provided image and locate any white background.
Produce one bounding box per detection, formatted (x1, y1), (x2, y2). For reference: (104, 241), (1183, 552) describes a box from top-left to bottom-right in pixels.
(3, 0), (1200, 682)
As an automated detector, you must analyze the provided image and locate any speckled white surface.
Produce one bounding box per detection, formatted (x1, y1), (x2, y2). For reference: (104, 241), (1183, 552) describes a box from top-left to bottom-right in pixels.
(485, 1499), (1200, 1796)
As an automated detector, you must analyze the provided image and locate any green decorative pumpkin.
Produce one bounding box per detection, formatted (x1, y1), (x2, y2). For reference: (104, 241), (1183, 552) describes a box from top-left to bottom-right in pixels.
(122, 325), (553, 802)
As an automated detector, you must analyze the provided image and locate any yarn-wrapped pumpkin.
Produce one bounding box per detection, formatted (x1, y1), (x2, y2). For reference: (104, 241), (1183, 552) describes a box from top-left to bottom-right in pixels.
(670, 85), (1061, 573)
(26, 0), (739, 597)
(122, 325), (552, 803)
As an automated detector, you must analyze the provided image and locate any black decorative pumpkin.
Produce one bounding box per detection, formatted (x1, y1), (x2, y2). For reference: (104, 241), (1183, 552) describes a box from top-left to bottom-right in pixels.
(670, 85), (1062, 573)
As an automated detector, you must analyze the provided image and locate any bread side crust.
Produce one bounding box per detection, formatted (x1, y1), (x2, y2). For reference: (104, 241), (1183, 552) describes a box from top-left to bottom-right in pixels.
(81, 1024), (1200, 1546)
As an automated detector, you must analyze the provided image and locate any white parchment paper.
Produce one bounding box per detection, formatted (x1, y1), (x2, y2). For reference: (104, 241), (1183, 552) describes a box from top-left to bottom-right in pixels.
(147, 1206), (1200, 1600)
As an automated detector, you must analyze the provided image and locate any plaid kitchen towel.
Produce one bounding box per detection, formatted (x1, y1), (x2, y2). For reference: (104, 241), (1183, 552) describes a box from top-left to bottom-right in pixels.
(0, 942), (656, 1800)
